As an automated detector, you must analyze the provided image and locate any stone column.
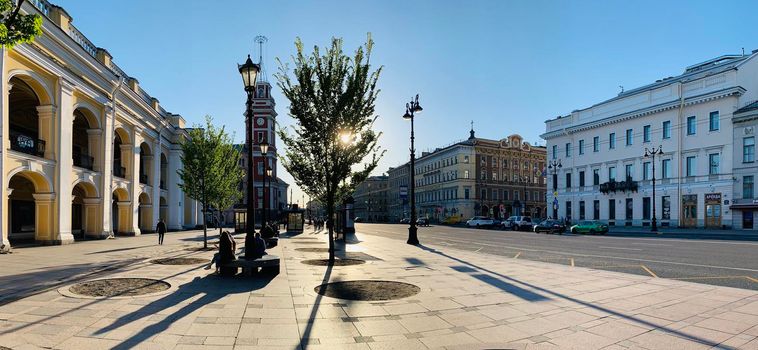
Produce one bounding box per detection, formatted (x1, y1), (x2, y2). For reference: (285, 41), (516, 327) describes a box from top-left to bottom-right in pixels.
(100, 103), (115, 236)
(151, 139), (161, 230)
(86, 129), (102, 172)
(167, 149), (183, 230)
(54, 79), (75, 244)
(33, 193), (66, 245)
(116, 200), (132, 234)
(0, 49), (9, 252)
(130, 128), (143, 236)
(187, 198), (198, 228)
(36, 105), (56, 160)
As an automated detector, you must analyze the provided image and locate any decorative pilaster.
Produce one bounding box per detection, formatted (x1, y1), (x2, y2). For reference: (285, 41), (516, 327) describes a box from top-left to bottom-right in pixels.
(130, 128), (143, 235)
(0, 48), (8, 252)
(86, 128), (102, 172)
(167, 149), (183, 230)
(36, 105), (56, 160)
(116, 200), (133, 235)
(55, 79), (75, 243)
(151, 139), (161, 229)
(82, 197), (105, 239)
(100, 102), (115, 236)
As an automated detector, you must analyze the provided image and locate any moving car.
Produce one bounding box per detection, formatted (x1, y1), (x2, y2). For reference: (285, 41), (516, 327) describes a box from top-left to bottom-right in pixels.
(503, 216), (532, 231)
(416, 218), (430, 226)
(353, 217), (363, 223)
(466, 216), (494, 228)
(533, 220), (566, 234)
(399, 218), (411, 224)
(570, 221), (609, 234)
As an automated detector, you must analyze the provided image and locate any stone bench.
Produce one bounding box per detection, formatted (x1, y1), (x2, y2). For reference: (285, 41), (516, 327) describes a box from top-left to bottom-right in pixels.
(220, 255), (280, 276)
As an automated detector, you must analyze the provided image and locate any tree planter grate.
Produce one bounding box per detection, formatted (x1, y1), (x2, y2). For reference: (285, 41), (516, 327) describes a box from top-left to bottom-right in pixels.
(70, 278), (170, 297)
(315, 280), (420, 301)
(151, 257), (208, 265)
(301, 258), (365, 266)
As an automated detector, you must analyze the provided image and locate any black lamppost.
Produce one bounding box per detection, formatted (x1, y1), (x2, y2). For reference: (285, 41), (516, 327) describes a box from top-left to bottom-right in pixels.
(266, 167), (273, 227)
(260, 140), (269, 228)
(403, 94), (422, 245)
(548, 159), (562, 219)
(644, 145), (663, 233)
(239, 55), (260, 260)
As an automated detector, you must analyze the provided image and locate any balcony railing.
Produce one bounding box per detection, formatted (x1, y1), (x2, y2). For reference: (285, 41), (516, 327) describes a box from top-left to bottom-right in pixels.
(113, 166), (126, 178)
(73, 153), (94, 170)
(140, 174), (148, 184)
(9, 132), (45, 157)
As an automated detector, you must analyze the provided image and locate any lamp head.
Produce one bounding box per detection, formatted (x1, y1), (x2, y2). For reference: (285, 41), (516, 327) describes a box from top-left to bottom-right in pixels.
(259, 140), (269, 155)
(238, 55), (260, 90)
(402, 107), (412, 120)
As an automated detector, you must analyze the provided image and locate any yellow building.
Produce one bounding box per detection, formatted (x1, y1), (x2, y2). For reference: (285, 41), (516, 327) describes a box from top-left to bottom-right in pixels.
(1, 1), (200, 251)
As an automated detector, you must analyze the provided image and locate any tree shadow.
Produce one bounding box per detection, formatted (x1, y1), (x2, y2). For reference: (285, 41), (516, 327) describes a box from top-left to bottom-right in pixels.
(418, 244), (737, 349)
(405, 257), (425, 266)
(297, 260), (334, 350)
(85, 245), (158, 255)
(106, 273), (275, 349)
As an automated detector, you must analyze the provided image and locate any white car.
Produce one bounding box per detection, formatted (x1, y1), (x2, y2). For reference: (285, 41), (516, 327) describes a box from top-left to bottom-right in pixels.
(503, 216), (533, 231)
(466, 216), (494, 228)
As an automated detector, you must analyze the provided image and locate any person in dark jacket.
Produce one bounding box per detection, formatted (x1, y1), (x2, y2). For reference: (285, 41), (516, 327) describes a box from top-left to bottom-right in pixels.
(156, 218), (167, 245)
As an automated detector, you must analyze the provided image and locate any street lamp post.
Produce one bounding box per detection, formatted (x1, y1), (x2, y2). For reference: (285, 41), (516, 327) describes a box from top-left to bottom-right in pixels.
(266, 167), (273, 227)
(644, 145), (663, 233)
(260, 140), (269, 229)
(403, 94), (423, 245)
(239, 54), (260, 260)
(548, 159), (562, 219)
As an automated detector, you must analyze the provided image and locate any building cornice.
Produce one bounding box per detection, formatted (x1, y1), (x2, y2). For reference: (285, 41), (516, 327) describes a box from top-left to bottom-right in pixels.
(541, 86), (745, 140)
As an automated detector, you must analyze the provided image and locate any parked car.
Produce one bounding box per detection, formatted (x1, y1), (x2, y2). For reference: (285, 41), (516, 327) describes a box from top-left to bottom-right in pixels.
(399, 218), (411, 224)
(466, 216), (494, 228)
(503, 216), (532, 231)
(570, 221), (609, 234)
(533, 220), (566, 234)
(353, 217), (363, 223)
(416, 218), (430, 226)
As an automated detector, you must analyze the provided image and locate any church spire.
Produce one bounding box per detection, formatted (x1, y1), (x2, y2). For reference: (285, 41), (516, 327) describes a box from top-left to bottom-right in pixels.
(254, 35), (268, 82)
(468, 120), (475, 139)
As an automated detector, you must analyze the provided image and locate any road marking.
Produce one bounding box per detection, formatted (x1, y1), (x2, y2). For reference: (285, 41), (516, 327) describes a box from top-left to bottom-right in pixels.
(474, 247), (483, 253)
(747, 276), (758, 283)
(671, 276), (758, 283)
(598, 246), (643, 251)
(514, 252), (521, 259)
(570, 258), (575, 267)
(631, 242), (671, 247)
(641, 265), (658, 278)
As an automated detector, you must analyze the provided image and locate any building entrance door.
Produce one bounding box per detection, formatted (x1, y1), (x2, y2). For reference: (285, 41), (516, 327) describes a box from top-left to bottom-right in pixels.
(705, 193), (722, 229)
(743, 211), (754, 229)
(682, 195), (697, 228)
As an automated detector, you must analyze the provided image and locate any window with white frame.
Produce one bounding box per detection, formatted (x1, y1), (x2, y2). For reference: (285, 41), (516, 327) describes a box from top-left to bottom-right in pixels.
(686, 156), (696, 177)
(709, 111), (720, 131)
(709, 153), (720, 175)
(744, 137), (755, 163)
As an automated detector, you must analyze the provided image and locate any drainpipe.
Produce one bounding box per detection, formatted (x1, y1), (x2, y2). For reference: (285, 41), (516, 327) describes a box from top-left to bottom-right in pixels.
(676, 82), (685, 227)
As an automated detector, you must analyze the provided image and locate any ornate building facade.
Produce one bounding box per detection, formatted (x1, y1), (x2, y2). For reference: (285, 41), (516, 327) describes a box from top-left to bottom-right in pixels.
(353, 175), (389, 222)
(1, 1), (201, 250)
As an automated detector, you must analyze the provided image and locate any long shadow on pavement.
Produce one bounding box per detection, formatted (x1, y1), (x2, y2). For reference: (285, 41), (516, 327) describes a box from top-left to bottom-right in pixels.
(418, 244), (737, 349)
(296, 261), (333, 350)
(449, 265), (549, 302)
(107, 273), (275, 349)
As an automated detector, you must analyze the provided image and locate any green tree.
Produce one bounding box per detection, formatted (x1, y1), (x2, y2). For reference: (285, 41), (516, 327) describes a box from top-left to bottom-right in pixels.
(0, 0), (42, 48)
(276, 34), (384, 262)
(178, 116), (244, 249)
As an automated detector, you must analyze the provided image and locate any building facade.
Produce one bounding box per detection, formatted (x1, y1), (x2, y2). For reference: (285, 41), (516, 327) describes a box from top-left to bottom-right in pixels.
(543, 52), (758, 229)
(2, 1), (202, 250)
(387, 164), (410, 222)
(731, 101), (758, 230)
(353, 175), (389, 222)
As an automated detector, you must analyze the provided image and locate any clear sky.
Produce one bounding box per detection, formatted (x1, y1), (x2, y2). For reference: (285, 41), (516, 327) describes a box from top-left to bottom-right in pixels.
(55, 0), (758, 205)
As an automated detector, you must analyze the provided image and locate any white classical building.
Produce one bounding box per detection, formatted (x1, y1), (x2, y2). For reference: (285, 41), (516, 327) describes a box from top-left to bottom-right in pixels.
(1, 1), (201, 250)
(542, 52), (758, 229)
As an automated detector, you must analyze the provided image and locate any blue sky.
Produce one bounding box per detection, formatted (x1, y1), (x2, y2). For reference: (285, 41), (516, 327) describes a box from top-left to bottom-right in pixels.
(56, 0), (758, 204)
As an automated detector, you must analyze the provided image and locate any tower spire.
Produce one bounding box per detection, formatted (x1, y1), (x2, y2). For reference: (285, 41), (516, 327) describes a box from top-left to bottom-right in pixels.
(254, 35), (268, 82)
(469, 120), (475, 139)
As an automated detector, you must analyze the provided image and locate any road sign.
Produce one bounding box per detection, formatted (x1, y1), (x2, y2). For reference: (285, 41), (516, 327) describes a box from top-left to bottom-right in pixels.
(553, 191), (558, 197)
(399, 185), (408, 198)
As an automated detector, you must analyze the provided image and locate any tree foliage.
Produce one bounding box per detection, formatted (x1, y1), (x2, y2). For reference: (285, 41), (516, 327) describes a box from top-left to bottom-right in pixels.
(0, 0), (42, 48)
(276, 34), (384, 261)
(178, 116), (244, 248)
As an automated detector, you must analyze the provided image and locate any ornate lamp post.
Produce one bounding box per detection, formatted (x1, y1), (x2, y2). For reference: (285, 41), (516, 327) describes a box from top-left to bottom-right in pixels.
(266, 167), (273, 226)
(260, 140), (269, 229)
(238, 55), (260, 260)
(548, 159), (562, 219)
(403, 94), (423, 245)
(644, 145), (663, 233)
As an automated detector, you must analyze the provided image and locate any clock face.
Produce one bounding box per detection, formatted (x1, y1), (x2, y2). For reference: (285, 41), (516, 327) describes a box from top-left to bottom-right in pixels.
(256, 118), (265, 126)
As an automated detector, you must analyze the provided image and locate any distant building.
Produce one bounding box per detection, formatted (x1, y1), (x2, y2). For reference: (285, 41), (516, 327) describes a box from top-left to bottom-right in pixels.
(379, 128), (546, 224)
(543, 52), (758, 229)
(387, 164), (410, 222)
(732, 102), (758, 230)
(353, 175), (389, 222)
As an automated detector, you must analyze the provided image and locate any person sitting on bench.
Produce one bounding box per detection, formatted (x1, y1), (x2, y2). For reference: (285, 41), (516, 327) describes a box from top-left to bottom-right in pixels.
(252, 232), (267, 259)
(218, 230), (237, 276)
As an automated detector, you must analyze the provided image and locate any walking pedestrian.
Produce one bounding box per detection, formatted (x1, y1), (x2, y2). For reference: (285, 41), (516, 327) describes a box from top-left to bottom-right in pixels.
(156, 218), (167, 245)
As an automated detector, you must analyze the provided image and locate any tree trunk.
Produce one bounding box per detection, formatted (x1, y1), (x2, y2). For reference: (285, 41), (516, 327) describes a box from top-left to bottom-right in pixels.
(202, 203), (208, 249)
(327, 199), (335, 263)
(218, 212), (223, 238)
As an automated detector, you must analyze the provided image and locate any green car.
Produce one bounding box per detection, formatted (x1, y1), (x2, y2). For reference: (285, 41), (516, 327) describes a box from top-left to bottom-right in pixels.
(570, 221), (609, 234)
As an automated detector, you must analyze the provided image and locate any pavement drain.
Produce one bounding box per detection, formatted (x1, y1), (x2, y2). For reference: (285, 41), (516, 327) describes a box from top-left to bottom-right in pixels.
(151, 257), (209, 265)
(69, 278), (170, 297)
(315, 280), (421, 301)
(301, 258), (366, 266)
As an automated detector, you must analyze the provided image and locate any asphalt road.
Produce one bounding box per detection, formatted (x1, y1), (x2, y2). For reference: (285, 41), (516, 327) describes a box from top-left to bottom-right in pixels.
(355, 223), (758, 290)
